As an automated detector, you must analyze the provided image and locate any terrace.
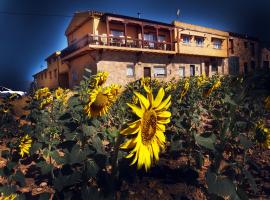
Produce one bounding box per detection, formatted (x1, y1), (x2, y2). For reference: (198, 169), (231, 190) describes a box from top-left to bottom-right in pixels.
(61, 14), (176, 59)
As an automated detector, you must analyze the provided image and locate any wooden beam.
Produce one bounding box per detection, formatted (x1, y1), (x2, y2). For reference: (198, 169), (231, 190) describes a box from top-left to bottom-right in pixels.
(170, 29), (173, 51)
(156, 27), (159, 49)
(141, 24), (144, 48)
(106, 16), (110, 45)
(124, 23), (127, 47)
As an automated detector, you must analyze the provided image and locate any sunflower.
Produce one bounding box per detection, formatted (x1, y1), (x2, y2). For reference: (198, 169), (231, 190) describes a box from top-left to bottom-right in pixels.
(91, 72), (109, 87)
(2, 106), (9, 113)
(180, 78), (190, 101)
(204, 79), (221, 97)
(197, 72), (208, 87)
(0, 193), (17, 200)
(108, 84), (122, 98)
(55, 87), (64, 100)
(34, 87), (50, 100)
(265, 96), (270, 110)
(255, 121), (270, 149)
(19, 134), (32, 157)
(140, 77), (151, 91)
(84, 86), (116, 117)
(120, 86), (171, 171)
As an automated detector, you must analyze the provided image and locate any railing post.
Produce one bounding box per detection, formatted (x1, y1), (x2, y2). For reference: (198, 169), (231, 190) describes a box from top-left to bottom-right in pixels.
(170, 28), (173, 51)
(124, 22), (127, 47)
(141, 23), (144, 48)
(106, 16), (110, 46)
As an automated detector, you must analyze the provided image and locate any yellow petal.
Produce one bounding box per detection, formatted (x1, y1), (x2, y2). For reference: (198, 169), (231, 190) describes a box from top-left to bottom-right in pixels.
(157, 118), (170, 124)
(156, 95), (171, 111)
(127, 103), (143, 118)
(120, 125), (140, 136)
(120, 139), (136, 149)
(134, 91), (150, 110)
(157, 111), (171, 118)
(153, 87), (165, 108)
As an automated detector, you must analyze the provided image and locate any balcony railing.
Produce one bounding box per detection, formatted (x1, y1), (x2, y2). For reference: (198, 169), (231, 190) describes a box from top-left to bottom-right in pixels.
(61, 34), (174, 58)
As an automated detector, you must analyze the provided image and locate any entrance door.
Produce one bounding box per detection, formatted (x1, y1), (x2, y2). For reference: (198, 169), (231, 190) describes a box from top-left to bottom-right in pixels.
(205, 62), (210, 77)
(59, 73), (69, 89)
(144, 67), (151, 78)
(190, 65), (195, 76)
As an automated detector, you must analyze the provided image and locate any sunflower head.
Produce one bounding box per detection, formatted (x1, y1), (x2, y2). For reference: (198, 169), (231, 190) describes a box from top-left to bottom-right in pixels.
(255, 121), (270, 149)
(197, 72), (208, 87)
(55, 87), (64, 100)
(265, 96), (270, 110)
(34, 87), (50, 100)
(19, 134), (32, 157)
(2, 106), (9, 113)
(180, 78), (190, 100)
(91, 71), (109, 87)
(109, 84), (122, 97)
(84, 86), (116, 117)
(203, 79), (221, 97)
(120, 86), (171, 171)
(140, 77), (151, 90)
(0, 193), (17, 200)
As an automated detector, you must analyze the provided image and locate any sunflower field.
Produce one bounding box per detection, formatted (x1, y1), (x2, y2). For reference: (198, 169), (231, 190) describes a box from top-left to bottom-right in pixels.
(0, 69), (270, 200)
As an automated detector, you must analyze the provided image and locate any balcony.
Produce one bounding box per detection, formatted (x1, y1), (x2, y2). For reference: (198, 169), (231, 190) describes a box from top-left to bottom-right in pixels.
(61, 34), (175, 59)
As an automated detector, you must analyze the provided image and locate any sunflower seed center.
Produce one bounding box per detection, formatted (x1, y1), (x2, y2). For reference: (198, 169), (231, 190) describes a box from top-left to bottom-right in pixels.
(91, 92), (108, 111)
(141, 110), (157, 144)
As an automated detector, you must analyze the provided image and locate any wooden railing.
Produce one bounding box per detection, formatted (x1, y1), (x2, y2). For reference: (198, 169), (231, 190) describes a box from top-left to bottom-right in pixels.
(61, 34), (174, 58)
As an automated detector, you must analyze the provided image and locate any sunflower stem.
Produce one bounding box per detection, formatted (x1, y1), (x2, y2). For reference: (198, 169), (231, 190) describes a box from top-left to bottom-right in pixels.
(111, 133), (122, 181)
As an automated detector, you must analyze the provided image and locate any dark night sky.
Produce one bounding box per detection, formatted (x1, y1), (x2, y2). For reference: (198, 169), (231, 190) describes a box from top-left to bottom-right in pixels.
(0, 0), (270, 90)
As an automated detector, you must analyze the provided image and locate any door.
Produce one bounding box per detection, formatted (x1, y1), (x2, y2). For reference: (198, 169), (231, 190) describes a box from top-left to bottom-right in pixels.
(59, 73), (69, 89)
(144, 67), (151, 78)
(205, 62), (210, 77)
(190, 65), (195, 76)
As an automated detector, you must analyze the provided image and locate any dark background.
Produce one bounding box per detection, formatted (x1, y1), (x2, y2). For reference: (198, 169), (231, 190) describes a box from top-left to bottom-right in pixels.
(0, 0), (270, 91)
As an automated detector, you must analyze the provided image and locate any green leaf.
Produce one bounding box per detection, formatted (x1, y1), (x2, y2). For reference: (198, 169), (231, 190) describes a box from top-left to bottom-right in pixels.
(0, 185), (16, 195)
(169, 140), (183, 152)
(86, 159), (99, 178)
(36, 161), (53, 175)
(13, 170), (25, 186)
(194, 133), (216, 150)
(53, 172), (81, 192)
(92, 135), (106, 155)
(239, 135), (253, 149)
(38, 193), (51, 200)
(206, 170), (239, 199)
(82, 125), (97, 136)
(244, 170), (258, 193)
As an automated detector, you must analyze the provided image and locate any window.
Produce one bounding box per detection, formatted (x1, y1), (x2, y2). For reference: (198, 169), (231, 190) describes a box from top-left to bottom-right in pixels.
(213, 38), (222, 49)
(41, 73), (43, 80)
(111, 30), (123, 37)
(72, 71), (78, 81)
(244, 41), (248, 49)
(126, 64), (135, 77)
(195, 37), (204, 47)
(49, 71), (52, 79)
(154, 66), (166, 77)
(158, 35), (166, 42)
(251, 61), (255, 70)
(45, 72), (47, 79)
(229, 39), (234, 54)
(244, 62), (248, 74)
(182, 35), (191, 44)
(179, 67), (185, 77)
(54, 69), (57, 78)
(144, 33), (156, 41)
(250, 43), (255, 56)
(190, 65), (195, 76)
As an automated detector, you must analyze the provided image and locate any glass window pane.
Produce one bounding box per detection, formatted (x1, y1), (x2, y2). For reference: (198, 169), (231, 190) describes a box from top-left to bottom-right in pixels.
(127, 65), (134, 76)
(154, 67), (166, 77)
(179, 67), (185, 77)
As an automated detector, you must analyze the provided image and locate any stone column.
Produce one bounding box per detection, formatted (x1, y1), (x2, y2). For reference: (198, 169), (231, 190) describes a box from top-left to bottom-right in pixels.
(201, 62), (205, 75)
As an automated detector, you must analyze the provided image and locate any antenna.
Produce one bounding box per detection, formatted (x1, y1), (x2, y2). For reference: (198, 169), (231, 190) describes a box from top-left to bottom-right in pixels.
(137, 12), (141, 19)
(176, 9), (180, 19)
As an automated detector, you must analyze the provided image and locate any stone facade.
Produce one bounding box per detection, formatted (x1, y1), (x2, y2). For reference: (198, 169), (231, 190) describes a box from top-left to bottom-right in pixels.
(228, 33), (260, 74)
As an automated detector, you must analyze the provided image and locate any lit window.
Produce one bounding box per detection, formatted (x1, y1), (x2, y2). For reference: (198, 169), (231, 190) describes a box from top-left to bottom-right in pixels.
(195, 37), (204, 47)
(213, 38), (222, 49)
(179, 67), (185, 77)
(154, 66), (166, 77)
(127, 64), (135, 77)
(182, 35), (191, 44)
(111, 30), (124, 37)
(158, 35), (166, 42)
